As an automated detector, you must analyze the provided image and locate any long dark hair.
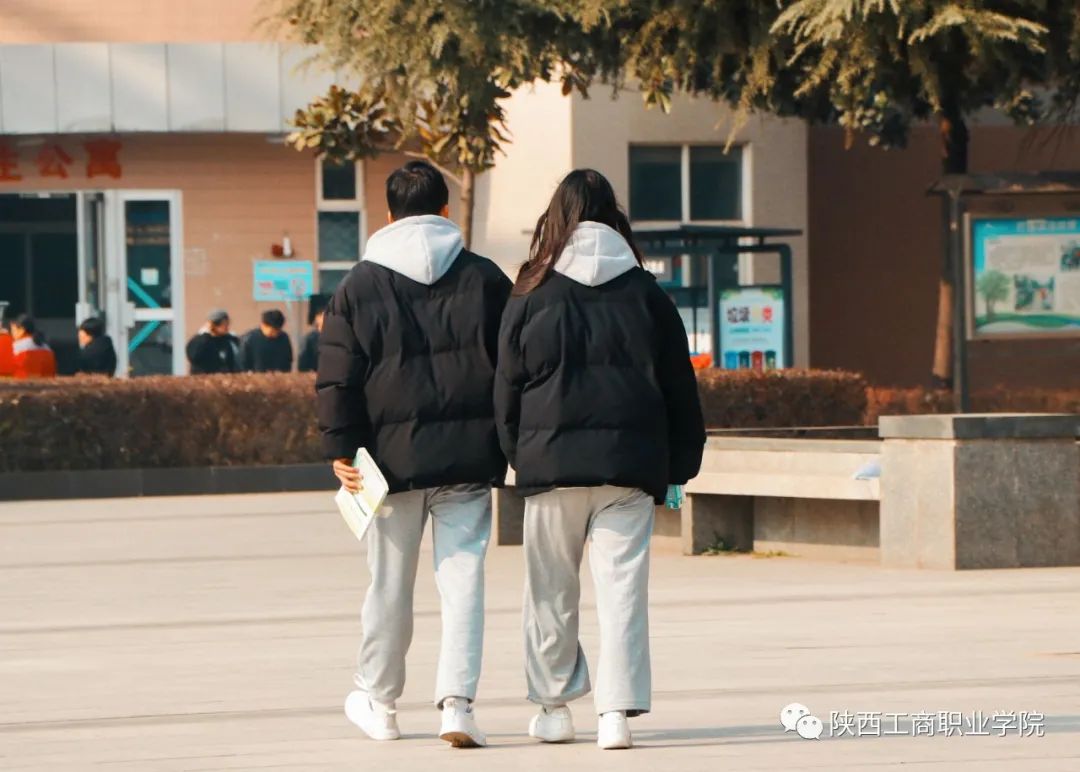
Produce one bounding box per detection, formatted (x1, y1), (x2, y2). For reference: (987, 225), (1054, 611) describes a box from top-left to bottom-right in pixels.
(13, 313), (45, 345)
(513, 169), (643, 296)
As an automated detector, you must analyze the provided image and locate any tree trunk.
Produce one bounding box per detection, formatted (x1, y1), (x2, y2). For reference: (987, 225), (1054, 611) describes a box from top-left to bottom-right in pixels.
(460, 167), (475, 249)
(930, 112), (969, 389)
(931, 276), (954, 388)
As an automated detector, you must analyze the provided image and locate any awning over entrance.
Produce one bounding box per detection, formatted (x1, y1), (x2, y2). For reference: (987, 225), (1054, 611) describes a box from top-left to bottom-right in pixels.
(929, 172), (1080, 197)
(0, 43), (352, 134)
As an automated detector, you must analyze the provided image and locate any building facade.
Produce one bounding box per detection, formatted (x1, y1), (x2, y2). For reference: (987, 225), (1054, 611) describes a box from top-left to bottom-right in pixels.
(0, 0), (809, 376)
(809, 124), (1080, 389)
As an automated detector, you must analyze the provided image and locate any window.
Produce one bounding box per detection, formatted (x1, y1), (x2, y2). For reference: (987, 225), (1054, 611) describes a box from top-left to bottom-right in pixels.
(629, 144), (744, 223)
(321, 160), (357, 201)
(316, 159), (365, 293)
(629, 146), (681, 221)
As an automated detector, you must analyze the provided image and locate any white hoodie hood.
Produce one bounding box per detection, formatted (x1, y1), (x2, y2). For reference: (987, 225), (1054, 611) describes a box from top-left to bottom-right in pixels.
(362, 215), (464, 285)
(554, 221), (638, 287)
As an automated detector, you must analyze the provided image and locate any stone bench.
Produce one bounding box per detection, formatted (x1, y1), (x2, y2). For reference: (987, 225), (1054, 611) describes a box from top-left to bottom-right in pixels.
(495, 413), (1080, 569)
(684, 414), (1080, 569)
(682, 437), (882, 561)
(878, 414), (1080, 569)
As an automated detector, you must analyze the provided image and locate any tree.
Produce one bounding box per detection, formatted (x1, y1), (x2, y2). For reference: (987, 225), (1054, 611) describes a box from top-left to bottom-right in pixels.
(269, 0), (595, 248)
(571, 0), (1080, 387)
(976, 269), (1010, 321)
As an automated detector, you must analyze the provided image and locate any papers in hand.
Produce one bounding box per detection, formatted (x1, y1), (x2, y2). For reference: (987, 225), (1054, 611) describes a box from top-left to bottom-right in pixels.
(334, 448), (390, 542)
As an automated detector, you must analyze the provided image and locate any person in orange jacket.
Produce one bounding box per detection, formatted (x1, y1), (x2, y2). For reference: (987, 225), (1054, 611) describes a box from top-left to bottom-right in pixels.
(10, 314), (57, 379)
(0, 321), (13, 377)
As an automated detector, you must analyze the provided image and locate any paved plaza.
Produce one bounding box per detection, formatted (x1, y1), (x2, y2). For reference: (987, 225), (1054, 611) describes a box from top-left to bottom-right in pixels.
(2, 491), (1079, 771)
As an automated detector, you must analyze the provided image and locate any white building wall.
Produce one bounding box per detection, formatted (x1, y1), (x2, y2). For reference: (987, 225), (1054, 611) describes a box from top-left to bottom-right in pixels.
(470, 81), (574, 273)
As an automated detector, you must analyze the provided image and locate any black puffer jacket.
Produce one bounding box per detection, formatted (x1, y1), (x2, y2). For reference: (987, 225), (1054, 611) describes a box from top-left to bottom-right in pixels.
(186, 332), (240, 374)
(77, 335), (117, 376)
(495, 221), (706, 503)
(240, 328), (293, 372)
(316, 215), (512, 492)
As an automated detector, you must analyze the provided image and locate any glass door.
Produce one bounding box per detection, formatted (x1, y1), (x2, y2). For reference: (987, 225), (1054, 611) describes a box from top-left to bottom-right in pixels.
(103, 191), (184, 376)
(2, 194), (79, 373)
(76, 192), (106, 325)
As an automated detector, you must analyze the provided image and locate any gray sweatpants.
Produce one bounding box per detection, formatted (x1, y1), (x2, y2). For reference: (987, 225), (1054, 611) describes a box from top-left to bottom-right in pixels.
(523, 485), (655, 716)
(354, 484), (491, 707)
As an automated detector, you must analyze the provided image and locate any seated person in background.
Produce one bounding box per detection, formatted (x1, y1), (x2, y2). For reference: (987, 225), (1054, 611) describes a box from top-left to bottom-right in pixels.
(297, 307), (325, 373)
(76, 317), (118, 376)
(10, 314), (57, 379)
(0, 319), (13, 377)
(240, 309), (293, 373)
(186, 309), (241, 375)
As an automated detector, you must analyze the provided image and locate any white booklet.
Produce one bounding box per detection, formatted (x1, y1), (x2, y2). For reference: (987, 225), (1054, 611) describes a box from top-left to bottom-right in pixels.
(334, 448), (390, 542)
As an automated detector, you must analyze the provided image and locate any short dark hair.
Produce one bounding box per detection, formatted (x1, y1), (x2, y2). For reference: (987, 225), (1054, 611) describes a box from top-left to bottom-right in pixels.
(79, 317), (105, 338)
(13, 313), (45, 344)
(262, 309), (286, 330)
(307, 293), (330, 325)
(13, 313), (36, 335)
(386, 161), (449, 219)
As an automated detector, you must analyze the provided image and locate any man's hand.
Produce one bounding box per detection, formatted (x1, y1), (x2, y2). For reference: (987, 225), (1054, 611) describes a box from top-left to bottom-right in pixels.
(333, 458), (363, 493)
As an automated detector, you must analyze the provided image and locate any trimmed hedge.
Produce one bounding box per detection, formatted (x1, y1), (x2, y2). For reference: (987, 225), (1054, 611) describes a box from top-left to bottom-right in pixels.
(866, 385), (1080, 424)
(0, 369), (874, 472)
(697, 368), (868, 428)
(0, 374), (320, 472)
(864, 387), (955, 425)
(20, 371), (1078, 473)
(2, 373), (1071, 475)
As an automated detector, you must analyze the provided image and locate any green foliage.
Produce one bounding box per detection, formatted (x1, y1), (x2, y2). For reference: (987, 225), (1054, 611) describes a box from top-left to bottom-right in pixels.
(571, 1), (1080, 156)
(270, 1), (593, 176)
(278, 2), (1080, 170)
(289, 86), (402, 161)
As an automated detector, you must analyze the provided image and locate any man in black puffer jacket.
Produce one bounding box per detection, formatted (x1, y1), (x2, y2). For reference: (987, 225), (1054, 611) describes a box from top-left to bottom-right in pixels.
(316, 161), (510, 748)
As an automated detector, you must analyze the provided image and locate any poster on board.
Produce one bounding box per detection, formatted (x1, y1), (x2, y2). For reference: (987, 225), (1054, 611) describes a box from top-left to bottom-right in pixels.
(970, 217), (1080, 337)
(718, 286), (785, 370)
(253, 260), (314, 302)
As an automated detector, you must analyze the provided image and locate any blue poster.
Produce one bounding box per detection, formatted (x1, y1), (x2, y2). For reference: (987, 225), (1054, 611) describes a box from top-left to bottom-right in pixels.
(971, 217), (1080, 337)
(253, 260), (314, 301)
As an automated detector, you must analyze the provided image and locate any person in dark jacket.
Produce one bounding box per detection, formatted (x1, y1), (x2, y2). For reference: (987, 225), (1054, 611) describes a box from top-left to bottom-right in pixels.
(317, 160), (511, 748)
(494, 169), (705, 751)
(297, 306), (325, 373)
(186, 309), (240, 374)
(76, 317), (117, 376)
(240, 309), (293, 372)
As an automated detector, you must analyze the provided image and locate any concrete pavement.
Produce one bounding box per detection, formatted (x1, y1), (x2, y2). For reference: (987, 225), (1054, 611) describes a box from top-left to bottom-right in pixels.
(2, 491), (1079, 770)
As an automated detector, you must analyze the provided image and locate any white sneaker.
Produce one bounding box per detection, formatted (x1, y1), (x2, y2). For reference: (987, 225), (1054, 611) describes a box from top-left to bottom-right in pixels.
(597, 711), (632, 750)
(344, 690), (401, 741)
(439, 697), (487, 748)
(529, 705), (575, 743)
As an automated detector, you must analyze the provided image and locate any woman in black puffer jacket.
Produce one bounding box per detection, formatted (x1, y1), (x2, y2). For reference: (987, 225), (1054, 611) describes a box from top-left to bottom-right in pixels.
(495, 169), (705, 750)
